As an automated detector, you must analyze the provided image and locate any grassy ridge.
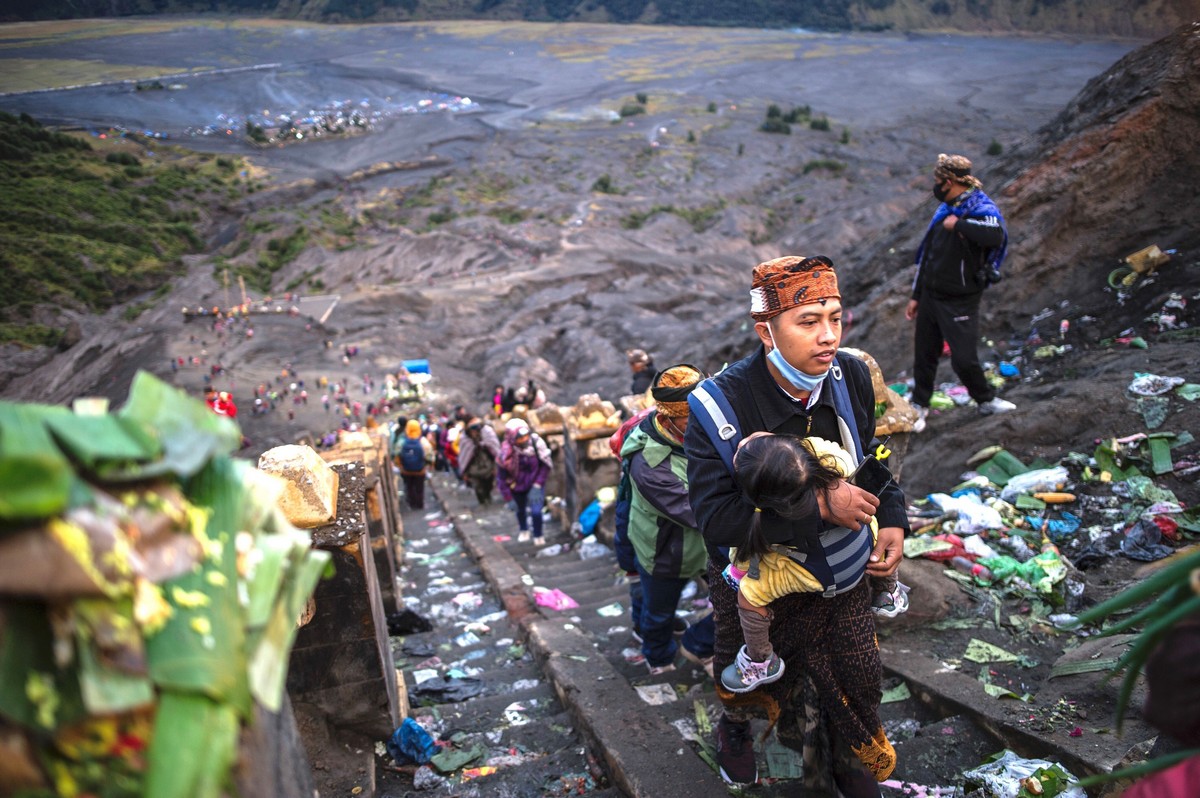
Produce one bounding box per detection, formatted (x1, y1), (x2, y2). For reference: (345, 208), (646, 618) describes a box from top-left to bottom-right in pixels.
(0, 113), (247, 347)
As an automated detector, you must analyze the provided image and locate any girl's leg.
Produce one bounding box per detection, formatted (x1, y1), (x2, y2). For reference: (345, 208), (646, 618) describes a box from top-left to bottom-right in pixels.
(737, 589), (774, 662)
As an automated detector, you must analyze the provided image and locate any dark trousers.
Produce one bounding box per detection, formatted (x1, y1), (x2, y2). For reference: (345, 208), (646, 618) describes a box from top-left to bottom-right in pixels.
(912, 292), (995, 406)
(510, 488), (544, 538)
(471, 475), (494, 505)
(634, 561), (715, 668)
(401, 473), (425, 510)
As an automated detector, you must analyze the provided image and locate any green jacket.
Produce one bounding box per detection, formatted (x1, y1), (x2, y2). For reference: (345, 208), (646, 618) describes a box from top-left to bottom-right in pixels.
(620, 414), (707, 580)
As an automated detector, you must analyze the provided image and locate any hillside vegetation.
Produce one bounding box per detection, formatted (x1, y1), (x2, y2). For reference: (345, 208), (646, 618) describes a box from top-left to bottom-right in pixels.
(1, 0), (1190, 38)
(0, 114), (249, 347)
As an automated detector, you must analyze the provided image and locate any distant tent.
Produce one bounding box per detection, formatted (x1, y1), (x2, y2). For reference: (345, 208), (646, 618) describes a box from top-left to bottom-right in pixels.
(401, 359), (430, 375)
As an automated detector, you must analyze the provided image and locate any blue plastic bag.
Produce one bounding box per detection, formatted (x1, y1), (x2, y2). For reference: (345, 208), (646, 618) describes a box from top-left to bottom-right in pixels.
(386, 717), (436, 765)
(577, 499), (601, 537)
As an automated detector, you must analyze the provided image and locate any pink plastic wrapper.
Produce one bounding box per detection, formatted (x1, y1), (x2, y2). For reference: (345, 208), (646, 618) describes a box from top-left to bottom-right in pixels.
(534, 588), (579, 611)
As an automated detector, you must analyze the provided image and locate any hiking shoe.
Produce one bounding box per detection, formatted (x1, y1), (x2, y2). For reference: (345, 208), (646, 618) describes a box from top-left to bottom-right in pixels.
(978, 397), (1017, 415)
(680, 646), (715, 679)
(720, 645), (785, 694)
(631, 626), (644, 644)
(871, 582), (911, 619)
(517, 531), (531, 543)
(911, 403), (929, 433)
(715, 715), (757, 785)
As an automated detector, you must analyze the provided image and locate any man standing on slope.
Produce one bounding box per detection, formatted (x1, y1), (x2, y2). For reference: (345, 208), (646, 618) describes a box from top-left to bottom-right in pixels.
(906, 153), (1015, 431)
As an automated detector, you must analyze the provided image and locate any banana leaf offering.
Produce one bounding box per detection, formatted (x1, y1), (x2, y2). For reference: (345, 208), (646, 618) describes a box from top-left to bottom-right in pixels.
(0, 371), (329, 798)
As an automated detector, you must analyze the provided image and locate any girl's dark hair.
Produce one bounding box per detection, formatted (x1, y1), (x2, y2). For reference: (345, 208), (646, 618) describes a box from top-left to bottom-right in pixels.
(734, 434), (843, 562)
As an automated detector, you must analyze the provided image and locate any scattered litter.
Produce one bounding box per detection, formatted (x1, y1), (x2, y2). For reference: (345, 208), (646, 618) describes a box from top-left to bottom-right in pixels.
(411, 675), (486, 702)
(963, 639), (1020, 664)
(1120, 518), (1174, 561)
(492, 534), (512, 542)
(412, 765), (444, 790)
(1127, 373), (1185, 396)
(763, 737), (804, 779)
(881, 682), (911, 703)
(596, 602), (625, 617)
(962, 749), (1084, 798)
(454, 631), (481, 647)
(387, 608), (433, 635)
(452, 591), (484, 610)
(535, 544), (565, 558)
(634, 683), (677, 705)
(534, 587), (579, 610)
(579, 540), (610, 560)
(386, 717), (436, 765)
(461, 766), (498, 780)
(412, 668), (440, 684)
(430, 741), (487, 772)
(880, 778), (959, 796)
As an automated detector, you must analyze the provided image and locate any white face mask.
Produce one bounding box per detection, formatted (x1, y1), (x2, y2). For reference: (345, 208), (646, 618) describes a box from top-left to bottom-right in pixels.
(766, 322), (829, 393)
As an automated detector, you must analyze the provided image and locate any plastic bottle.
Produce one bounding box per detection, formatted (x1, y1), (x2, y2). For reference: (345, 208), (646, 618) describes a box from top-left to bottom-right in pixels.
(949, 556), (993, 581)
(1059, 319), (1069, 339)
(998, 534), (1036, 563)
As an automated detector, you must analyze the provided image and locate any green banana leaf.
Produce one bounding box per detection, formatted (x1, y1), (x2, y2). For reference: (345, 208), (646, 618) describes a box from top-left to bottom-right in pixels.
(74, 597), (155, 716)
(144, 691), (239, 798)
(145, 457), (249, 714)
(248, 539), (329, 711)
(116, 371), (241, 480)
(45, 413), (161, 475)
(0, 401), (74, 522)
(0, 600), (87, 731)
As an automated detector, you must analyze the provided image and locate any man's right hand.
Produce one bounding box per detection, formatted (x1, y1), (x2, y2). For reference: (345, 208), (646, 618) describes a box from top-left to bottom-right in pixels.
(905, 299), (919, 321)
(817, 480), (880, 529)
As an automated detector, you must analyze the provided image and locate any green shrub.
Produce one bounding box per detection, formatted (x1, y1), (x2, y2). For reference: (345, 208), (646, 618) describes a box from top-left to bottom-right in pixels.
(635, 92), (648, 105)
(105, 152), (140, 166)
(488, 206), (529, 224)
(760, 118), (791, 135)
(802, 159), (846, 175)
(840, 128), (851, 144)
(810, 116), (831, 131)
(766, 104), (782, 119)
(619, 103), (646, 118)
(591, 174), (618, 194)
(706, 102), (717, 113)
(987, 139), (1003, 156)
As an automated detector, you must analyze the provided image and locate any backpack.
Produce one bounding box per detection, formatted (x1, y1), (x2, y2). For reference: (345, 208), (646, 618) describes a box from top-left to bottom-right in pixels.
(398, 437), (426, 474)
(687, 354), (864, 473)
(608, 409), (653, 574)
(686, 354), (870, 594)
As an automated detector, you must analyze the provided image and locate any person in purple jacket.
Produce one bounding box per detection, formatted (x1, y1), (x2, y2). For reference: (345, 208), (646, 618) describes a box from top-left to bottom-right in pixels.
(497, 418), (553, 544)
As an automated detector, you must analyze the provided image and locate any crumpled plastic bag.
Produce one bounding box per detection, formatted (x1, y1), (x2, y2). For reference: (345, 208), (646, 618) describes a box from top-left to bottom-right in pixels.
(1128, 373), (1185, 396)
(534, 587), (579, 610)
(963, 748), (1085, 798)
(1121, 518), (1174, 561)
(1000, 467), (1069, 502)
(411, 675), (486, 703)
(386, 717), (437, 765)
(927, 493), (1005, 534)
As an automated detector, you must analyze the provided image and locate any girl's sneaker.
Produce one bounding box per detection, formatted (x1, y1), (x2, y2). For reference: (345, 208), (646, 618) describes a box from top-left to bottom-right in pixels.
(871, 581), (911, 619)
(720, 645), (785, 693)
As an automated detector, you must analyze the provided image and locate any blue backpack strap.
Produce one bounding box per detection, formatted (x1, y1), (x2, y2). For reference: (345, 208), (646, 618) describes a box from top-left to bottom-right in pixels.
(828, 354), (864, 465)
(687, 378), (741, 474)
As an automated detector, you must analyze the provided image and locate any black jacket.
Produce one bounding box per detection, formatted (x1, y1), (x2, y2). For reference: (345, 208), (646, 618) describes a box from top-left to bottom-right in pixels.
(912, 190), (1007, 299)
(683, 347), (909, 556)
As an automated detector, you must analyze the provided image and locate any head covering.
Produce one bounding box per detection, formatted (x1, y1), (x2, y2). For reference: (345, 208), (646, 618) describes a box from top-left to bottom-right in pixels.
(651, 364), (703, 418)
(626, 348), (650, 366)
(467, 417), (484, 431)
(505, 418), (531, 438)
(749, 255), (840, 322)
(934, 153), (983, 190)
(405, 419), (422, 439)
